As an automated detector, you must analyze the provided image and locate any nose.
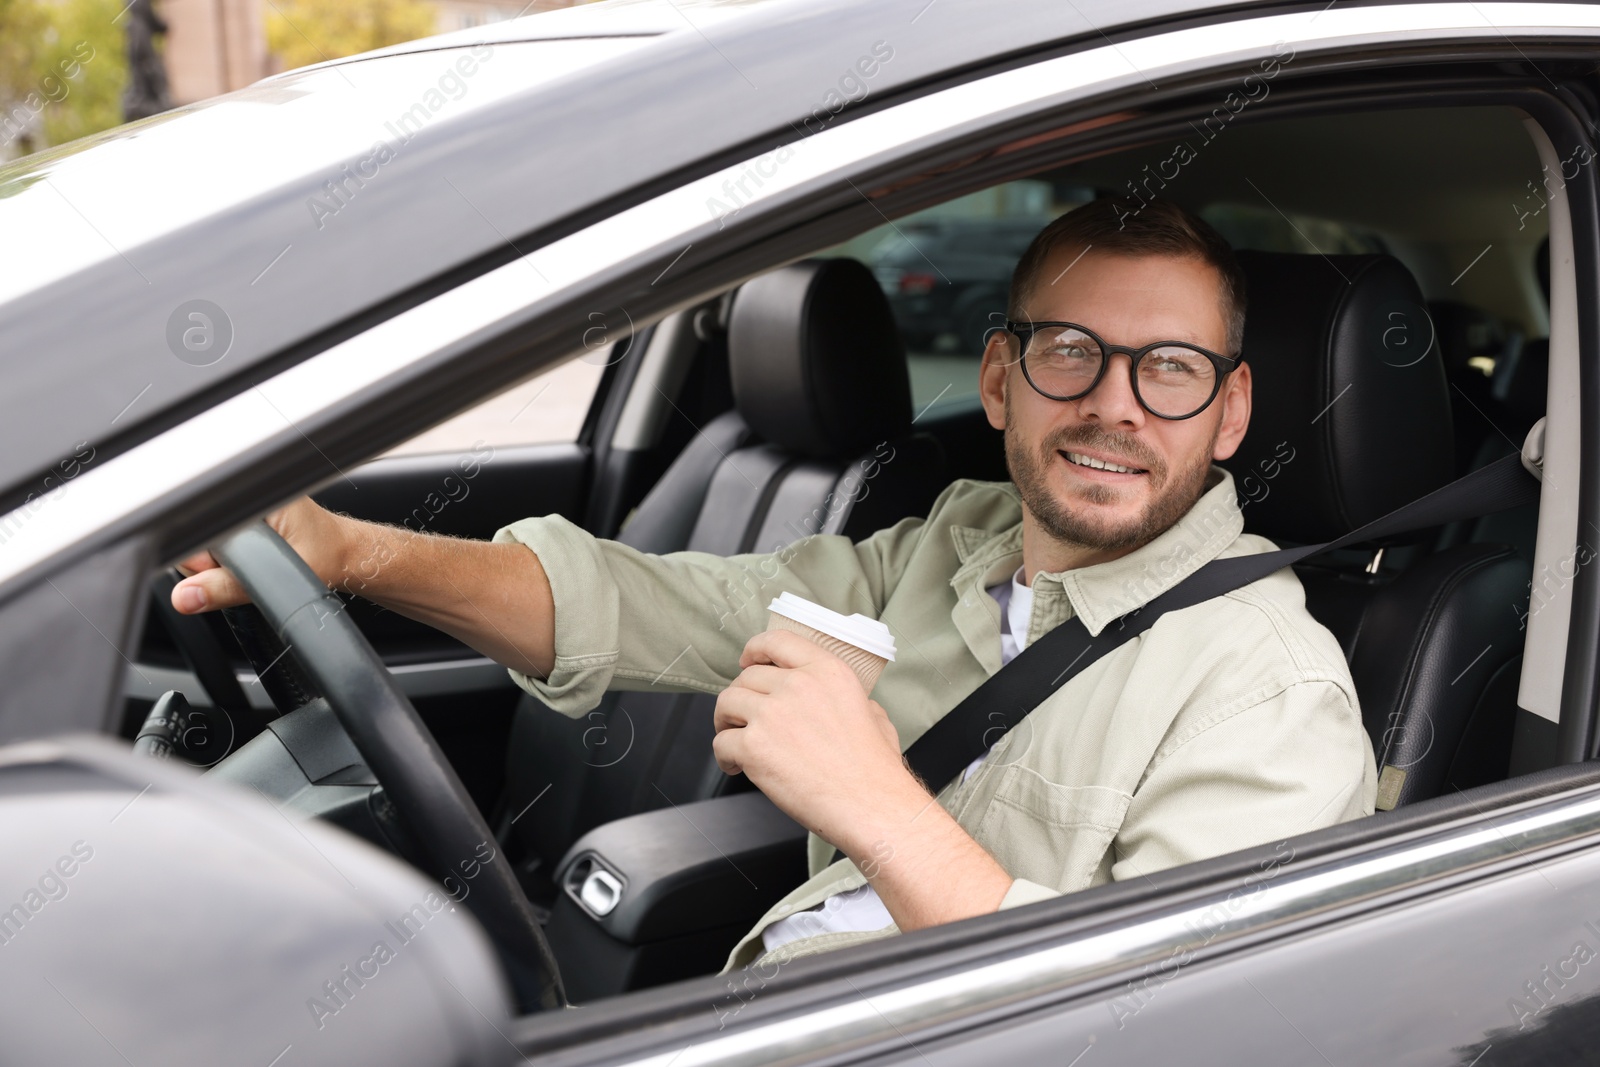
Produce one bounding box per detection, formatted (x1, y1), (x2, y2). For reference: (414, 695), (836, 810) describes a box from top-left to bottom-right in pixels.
(1073, 352), (1146, 428)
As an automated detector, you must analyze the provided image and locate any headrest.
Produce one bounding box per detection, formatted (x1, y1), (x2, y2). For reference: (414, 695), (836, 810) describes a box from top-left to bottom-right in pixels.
(728, 258), (912, 460)
(1227, 251), (1454, 544)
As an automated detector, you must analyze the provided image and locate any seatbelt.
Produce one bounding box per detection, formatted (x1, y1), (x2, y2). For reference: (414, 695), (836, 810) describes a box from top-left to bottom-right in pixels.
(900, 452), (1542, 793)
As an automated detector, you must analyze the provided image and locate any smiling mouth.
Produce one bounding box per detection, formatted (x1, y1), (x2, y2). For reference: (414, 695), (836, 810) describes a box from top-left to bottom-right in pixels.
(1060, 450), (1148, 475)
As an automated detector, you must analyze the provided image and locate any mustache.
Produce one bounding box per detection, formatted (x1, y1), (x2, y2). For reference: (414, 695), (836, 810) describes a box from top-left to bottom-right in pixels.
(1044, 424), (1166, 478)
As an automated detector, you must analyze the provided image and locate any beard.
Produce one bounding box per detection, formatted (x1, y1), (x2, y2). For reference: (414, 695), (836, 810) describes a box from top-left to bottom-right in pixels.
(1005, 402), (1218, 555)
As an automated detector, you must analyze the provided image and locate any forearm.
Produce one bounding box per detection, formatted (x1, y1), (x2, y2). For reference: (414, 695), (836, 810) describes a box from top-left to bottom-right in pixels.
(841, 777), (1012, 932)
(332, 516), (556, 678)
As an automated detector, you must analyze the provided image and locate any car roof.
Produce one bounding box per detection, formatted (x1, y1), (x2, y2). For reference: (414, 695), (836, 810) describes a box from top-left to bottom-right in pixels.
(299, 0), (757, 62)
(0, 0), (1334, 504)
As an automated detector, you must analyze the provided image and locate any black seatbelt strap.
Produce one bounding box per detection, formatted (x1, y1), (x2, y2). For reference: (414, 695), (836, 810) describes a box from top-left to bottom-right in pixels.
(899, 453), (1542, 793)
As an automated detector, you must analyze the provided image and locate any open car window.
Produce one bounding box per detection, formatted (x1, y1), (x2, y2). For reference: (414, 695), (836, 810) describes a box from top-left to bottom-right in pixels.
(478, 65), (1584, 1054)
(467, 97), (1562, 1010)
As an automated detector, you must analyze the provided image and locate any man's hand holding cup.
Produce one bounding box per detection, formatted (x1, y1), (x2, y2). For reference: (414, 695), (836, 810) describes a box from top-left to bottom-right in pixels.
(712, 594), (917, 851)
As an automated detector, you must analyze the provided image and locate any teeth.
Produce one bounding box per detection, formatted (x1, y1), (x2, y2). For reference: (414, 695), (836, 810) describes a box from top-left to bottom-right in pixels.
(1065, 451), (1138, 474)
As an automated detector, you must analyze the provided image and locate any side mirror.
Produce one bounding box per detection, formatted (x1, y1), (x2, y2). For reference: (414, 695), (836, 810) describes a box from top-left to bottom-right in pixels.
(0, 734), (516, 1066)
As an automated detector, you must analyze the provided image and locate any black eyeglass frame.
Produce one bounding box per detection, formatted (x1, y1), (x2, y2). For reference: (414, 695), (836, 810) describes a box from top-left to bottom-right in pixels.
(1002, 320), (1243, 421)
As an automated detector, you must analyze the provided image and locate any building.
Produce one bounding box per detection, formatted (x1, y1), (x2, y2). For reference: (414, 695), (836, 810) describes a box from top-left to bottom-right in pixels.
(162, 0), (270, 104)
(160, 0), (593, 106)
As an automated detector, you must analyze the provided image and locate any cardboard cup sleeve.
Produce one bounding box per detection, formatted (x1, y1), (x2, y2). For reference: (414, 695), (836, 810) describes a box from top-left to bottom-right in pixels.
(765, 612), (889, 695)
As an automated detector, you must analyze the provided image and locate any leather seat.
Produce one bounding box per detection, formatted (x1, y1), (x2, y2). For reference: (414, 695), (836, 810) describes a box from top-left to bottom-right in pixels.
(1230, 251), (1533, 810)
(495, 258), (949, 901)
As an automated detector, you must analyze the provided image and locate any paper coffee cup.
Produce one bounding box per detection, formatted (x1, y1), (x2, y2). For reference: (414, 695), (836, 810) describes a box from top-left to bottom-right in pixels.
(766, 592), (896, 695)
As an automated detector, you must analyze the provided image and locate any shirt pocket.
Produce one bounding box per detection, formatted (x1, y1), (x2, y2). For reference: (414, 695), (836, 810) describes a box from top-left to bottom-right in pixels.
(975, 765), (1133, 893)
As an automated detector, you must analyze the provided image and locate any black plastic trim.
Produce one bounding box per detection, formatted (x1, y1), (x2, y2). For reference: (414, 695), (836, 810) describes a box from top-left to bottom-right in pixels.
(580, 324), (656, 536)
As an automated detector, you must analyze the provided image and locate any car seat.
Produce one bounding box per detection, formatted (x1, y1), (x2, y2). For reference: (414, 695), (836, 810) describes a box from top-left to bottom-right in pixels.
(495, 258), (950, 901)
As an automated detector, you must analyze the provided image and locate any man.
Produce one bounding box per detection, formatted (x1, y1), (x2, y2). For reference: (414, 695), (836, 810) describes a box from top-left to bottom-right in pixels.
(172, 197), (1377, 969)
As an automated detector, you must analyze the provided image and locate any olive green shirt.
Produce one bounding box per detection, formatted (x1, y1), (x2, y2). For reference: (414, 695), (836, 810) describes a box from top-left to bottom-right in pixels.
(495, 467), (1378, 970)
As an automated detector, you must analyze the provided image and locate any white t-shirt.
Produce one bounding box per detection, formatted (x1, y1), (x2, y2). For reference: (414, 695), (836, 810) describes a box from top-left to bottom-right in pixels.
(760, 567), (1033, 955)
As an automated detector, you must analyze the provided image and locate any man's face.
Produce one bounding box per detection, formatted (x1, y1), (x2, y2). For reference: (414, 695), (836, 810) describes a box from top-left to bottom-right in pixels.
(978, 247), (1252, 563)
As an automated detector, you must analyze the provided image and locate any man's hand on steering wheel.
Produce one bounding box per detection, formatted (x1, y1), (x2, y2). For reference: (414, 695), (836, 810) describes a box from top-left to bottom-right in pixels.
(171, 497), (349, 615)
(177, 517), (567, 1011)
(172, 495), (559, 680)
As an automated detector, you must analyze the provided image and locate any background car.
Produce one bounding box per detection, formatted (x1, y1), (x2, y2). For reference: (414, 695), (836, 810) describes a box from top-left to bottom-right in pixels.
(2, 1), (1600, 1064)
(867, 214), (1054, 352)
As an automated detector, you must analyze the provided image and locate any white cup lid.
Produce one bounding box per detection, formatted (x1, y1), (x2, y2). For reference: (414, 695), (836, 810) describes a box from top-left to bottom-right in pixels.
(768, 592), (896, 661)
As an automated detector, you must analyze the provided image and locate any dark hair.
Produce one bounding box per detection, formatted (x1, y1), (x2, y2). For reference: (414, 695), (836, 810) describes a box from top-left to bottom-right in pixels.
(1007, 197), (1248, 355)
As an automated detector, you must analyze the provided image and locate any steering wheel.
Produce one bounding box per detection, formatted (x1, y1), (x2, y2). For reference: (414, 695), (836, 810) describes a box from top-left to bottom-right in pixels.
(206, 520), (566, 1013)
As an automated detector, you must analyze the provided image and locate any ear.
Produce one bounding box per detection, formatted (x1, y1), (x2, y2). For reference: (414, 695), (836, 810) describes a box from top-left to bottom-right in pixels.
(1210, 361), (1252, 461)
(978, 331), (1016, 432)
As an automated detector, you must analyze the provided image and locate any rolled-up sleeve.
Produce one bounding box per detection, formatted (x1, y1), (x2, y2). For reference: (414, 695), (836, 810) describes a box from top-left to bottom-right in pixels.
(492, 511), (928, 719)
(493, 514), (625, 716)
(998, 878), (1061, 910)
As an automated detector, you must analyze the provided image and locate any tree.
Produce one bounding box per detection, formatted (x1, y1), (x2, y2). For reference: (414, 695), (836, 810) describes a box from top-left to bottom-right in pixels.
(0, 0), (127, 159)
(266, 0), (439, 73)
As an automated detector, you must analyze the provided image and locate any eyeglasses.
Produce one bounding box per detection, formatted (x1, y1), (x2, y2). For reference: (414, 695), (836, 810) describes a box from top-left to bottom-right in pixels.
(1003, 320), (1242, 421)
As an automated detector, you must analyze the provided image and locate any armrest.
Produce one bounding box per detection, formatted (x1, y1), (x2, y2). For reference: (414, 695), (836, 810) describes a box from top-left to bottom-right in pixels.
(554, 790), (808, 945)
